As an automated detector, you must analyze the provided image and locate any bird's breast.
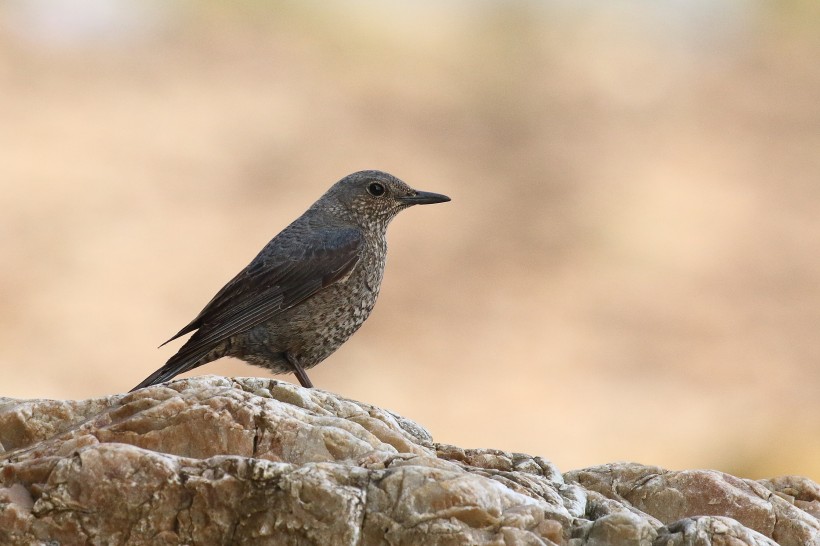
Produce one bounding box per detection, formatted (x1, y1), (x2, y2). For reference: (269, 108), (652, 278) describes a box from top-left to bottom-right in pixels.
(278, 239), (387, 367)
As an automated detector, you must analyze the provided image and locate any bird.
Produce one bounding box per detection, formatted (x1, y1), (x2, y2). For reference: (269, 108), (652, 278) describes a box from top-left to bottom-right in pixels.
(131, 170), (450, 391)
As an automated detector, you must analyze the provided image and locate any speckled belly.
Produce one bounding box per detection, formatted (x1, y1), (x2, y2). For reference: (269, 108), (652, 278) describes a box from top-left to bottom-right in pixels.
(228, 254), (384, 372)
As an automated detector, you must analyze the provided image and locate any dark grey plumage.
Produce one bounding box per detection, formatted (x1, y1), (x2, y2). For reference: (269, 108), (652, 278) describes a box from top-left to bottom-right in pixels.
(131, 170), (449, 391)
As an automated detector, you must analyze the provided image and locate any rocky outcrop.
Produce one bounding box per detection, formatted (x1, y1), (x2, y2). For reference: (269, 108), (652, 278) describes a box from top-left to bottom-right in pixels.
(1, 376), (818, 545)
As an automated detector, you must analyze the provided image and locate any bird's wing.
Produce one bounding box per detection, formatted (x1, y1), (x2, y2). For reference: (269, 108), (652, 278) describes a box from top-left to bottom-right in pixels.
(162, 226), (364, 354)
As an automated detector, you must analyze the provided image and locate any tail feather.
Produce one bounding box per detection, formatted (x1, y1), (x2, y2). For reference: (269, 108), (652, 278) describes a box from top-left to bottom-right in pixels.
(130, 340), (220, 392)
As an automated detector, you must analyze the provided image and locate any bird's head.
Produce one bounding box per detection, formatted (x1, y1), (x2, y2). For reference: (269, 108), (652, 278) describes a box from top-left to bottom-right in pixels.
(316, 170), (450, 230)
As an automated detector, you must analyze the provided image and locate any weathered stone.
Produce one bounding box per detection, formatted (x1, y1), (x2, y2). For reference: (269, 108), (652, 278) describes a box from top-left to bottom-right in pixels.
(565, 463), (820, 546)
(572, 512), (658, 546)
(1, 376), (818, 545)
(655, 516), (778, 546)
(758, 475), (820, 519)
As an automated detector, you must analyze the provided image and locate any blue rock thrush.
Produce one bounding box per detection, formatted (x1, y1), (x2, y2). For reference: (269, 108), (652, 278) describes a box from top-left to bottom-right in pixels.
(131, 170), (450, 390)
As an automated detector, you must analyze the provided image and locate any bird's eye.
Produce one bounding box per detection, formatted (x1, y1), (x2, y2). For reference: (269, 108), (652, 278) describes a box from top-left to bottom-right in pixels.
(367, 182), (386, 197)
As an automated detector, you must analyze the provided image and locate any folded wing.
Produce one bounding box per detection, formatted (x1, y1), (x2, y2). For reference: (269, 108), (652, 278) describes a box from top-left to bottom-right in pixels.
(130, 226), (363, 390)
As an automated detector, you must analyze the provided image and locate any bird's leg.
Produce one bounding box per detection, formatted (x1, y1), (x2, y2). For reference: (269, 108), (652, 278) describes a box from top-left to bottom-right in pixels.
(285, 353), (314, 388)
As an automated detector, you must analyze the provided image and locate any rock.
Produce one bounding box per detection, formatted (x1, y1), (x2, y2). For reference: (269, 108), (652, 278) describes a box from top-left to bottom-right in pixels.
(0, 376), (818, 545)
(564, 464), (820, 545)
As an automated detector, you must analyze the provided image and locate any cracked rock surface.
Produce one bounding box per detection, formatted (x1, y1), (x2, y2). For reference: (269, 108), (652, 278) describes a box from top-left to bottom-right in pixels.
(1, 376), (818, 545)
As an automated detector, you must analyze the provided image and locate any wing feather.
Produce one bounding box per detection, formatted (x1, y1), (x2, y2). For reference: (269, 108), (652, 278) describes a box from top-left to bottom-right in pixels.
(177, 226), (362, 351)
(131, 226), (363, 391)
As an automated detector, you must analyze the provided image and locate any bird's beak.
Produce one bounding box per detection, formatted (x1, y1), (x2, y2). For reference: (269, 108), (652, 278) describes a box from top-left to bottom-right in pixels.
(398, 190), (451, 205)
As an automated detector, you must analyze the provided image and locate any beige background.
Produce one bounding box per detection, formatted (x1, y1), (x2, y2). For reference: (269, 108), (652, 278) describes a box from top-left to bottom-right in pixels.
(2, 1), (819, 480)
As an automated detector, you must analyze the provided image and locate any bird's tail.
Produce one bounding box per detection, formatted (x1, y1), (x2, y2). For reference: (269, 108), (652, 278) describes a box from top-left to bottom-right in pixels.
(130, 340), (223, 392)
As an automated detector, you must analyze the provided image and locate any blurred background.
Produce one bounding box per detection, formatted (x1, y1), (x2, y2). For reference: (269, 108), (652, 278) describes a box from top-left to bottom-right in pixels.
(2, 0), (819, 481)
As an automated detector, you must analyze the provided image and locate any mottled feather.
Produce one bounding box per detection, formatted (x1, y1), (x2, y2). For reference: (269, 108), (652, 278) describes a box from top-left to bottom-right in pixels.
(131, 227), (362, 389)
(131, 170), (449, 391)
